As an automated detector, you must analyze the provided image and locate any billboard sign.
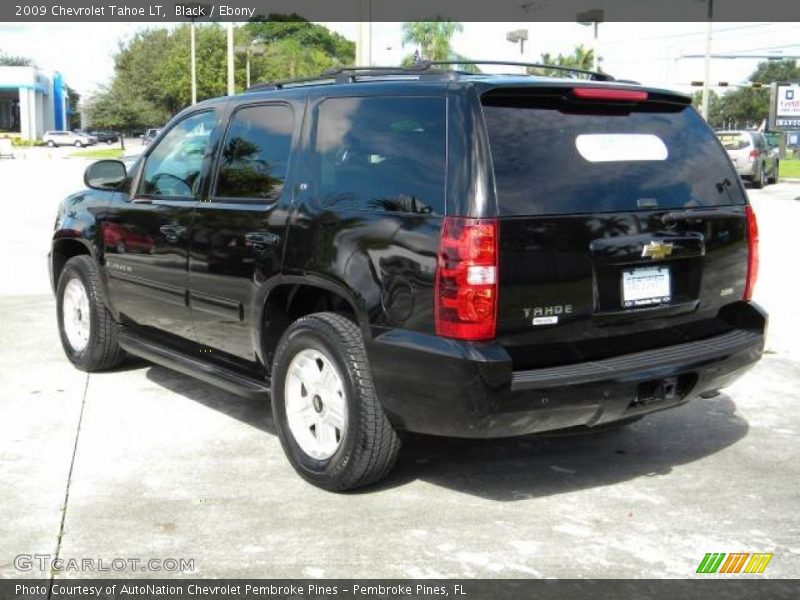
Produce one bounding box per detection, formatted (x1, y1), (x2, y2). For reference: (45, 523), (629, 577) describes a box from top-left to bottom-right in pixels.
(775, 84), (800, 128)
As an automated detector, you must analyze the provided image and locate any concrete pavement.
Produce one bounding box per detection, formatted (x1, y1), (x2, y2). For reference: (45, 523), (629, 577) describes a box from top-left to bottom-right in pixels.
(1, 158), (798, 578)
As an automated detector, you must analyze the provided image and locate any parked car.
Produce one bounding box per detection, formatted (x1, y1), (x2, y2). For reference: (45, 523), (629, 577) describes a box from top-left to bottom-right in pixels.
(141, 128), (161, 146)
(86, 130), (120, 144)
(717, 130), (778, 188)
(43, 130), (97, 148)
(49, 63), (766, 491)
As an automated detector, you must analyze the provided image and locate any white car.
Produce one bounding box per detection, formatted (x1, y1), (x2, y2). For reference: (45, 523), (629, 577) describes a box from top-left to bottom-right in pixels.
(42, 131), (98, 148)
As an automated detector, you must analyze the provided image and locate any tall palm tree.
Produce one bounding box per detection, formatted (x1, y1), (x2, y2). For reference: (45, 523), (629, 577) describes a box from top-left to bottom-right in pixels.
(530, 44), (597, 77)
(401, 21), (479, 72)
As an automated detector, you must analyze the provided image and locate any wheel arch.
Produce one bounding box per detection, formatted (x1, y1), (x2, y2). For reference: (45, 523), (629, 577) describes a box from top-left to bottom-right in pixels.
(51, 237), (94, 291)
(257, 275), (367, 371)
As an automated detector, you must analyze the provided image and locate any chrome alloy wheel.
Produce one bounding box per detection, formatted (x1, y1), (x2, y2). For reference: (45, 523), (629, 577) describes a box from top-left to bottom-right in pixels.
(284, 348), (347, 460)
(62, 277), (91, 352)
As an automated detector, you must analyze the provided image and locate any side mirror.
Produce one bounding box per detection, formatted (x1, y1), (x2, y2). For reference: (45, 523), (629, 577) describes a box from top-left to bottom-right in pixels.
(84, 160), (127, 190)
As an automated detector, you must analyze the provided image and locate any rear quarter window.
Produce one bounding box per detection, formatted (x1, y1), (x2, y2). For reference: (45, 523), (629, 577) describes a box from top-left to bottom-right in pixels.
(482, 93), (745, 216)
(312, 96), (446, 215)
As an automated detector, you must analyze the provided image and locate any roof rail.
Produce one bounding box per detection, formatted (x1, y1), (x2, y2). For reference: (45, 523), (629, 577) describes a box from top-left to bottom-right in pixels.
(245, 64), (455, 92)
(422, 60), (614, 82)
(245, 60), (614, 92)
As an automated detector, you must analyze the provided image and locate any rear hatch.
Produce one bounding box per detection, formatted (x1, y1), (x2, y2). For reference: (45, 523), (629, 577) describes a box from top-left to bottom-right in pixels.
(481, 84), (751, 370)
(717, 131), (753, 171)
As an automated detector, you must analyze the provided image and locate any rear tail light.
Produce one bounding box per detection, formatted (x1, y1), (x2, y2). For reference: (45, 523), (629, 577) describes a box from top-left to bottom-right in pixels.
(435, 217), (498, 341)
(572, 87), (648, 102)
(748, 149), (759, 162)
(743, 204), (759, 301)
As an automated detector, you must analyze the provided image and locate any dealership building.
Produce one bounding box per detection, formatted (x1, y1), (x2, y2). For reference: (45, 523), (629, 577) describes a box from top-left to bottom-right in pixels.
(0, 66), (70, 140)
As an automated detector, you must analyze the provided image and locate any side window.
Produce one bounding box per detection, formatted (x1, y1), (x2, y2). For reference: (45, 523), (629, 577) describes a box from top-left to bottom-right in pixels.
(313, 96), (446, 215)
(139, 111), (215, 198)
(214, 104), (293, 201)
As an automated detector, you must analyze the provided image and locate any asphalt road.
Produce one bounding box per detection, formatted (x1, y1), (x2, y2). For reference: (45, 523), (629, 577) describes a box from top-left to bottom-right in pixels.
(0, 158), (798, 579)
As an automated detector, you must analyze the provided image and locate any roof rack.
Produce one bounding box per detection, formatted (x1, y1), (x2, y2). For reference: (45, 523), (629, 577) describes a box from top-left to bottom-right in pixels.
(245, 60), (613, 92)
(423, 60), (614, 81)
(246, 64), (455, 92)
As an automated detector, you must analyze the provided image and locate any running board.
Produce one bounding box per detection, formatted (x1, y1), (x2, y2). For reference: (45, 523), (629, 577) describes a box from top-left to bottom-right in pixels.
(118, 331), (270, 400)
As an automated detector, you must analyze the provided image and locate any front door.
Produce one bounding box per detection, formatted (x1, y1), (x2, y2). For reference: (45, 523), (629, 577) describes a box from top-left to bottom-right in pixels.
(189, 102), (298, 363)
(104, 110), (217, 343)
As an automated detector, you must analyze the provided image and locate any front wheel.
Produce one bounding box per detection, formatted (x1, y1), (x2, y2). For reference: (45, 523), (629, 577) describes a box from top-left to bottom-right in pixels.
(74, 140), (83, 148)
(56, 255), (124, 372)
(46, 140), (55, 148)
(271, 312), (401, 491)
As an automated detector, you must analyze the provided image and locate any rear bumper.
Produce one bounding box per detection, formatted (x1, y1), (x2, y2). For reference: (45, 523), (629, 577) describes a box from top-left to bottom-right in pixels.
(368, 302), (767, 438)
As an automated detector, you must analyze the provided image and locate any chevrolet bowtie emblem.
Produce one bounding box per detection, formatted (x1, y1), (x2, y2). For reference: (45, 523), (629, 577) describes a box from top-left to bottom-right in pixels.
(641, 241), (674, 260)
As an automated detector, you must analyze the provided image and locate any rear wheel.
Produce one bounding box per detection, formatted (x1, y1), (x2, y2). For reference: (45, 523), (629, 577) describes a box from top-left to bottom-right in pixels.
(56, 255), (124, 372)
(271, 312), (401, 491)
(74, 140), (83, 148)
(46, 140), (55, 148)
(768, 161), (779, 184)
(752, 164), (766, 189)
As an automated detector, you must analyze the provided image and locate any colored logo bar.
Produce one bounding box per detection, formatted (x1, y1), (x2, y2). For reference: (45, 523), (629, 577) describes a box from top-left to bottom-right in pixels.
(697, 553), (773, 574)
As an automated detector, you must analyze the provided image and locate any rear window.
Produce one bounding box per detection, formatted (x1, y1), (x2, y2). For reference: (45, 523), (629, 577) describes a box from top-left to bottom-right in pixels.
(482, 93), (745, 216)
(718, 132), (751, 150)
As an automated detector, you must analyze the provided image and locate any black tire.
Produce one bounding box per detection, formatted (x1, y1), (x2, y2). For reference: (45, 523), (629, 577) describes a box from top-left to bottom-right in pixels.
(56, 255), (124, 372)
(74, 140), (83, 148)
(752, 164), (765, 189)
(271, 312), (401, 491)
(46, 140), (55, 148)
(769, 161), (779, 184)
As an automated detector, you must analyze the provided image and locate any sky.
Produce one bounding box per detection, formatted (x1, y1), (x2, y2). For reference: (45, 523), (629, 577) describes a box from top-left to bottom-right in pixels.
(1, 21), (799, 100)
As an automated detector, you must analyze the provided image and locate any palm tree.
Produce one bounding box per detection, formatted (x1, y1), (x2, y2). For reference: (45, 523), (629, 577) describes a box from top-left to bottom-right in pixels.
(400, 21), (479, 72)
(530, 45), (597, 77)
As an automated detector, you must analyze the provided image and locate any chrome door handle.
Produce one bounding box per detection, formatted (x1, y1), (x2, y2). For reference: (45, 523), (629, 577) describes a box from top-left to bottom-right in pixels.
(244, 232), (281, 250)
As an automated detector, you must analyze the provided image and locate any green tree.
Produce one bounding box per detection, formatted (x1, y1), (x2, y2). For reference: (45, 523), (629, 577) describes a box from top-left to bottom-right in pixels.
(0, 50), (34, 67)
(698, 59), (800, 128)
(400, 21), (478, 71)
(86, 21), (352, 132)
(530, 45), (596, 77)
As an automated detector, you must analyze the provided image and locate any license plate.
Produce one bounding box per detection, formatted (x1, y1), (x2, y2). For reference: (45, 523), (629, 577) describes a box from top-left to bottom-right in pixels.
(622, 267), (671, 308)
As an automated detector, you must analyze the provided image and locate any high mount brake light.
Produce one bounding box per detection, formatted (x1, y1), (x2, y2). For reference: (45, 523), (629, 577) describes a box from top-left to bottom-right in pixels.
(744, 205), (759, 301)
(435, 217), (498, 341)
(572, 87), (649, 102)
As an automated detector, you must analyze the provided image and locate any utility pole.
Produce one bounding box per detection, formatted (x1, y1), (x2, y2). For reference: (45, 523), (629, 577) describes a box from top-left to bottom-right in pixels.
(190, 18), (197, 104)
(227, 22), (235, 95)
(356, 0), (372, 65)
(701, 0), (714, 120)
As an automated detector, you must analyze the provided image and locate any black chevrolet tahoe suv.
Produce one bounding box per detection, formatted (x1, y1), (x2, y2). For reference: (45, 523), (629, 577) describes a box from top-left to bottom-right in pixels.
(49, 63), (766, 491)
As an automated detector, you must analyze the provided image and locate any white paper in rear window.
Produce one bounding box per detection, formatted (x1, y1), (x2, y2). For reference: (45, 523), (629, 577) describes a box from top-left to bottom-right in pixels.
(575, 133), (668, 163)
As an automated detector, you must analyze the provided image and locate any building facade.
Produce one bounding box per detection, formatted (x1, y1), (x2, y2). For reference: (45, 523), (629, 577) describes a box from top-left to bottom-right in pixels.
(0, 66), (70, 140)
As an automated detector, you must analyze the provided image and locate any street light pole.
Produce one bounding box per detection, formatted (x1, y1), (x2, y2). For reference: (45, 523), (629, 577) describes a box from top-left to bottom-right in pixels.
(577, 10), (604, 73)
(701, 0), (714, 120)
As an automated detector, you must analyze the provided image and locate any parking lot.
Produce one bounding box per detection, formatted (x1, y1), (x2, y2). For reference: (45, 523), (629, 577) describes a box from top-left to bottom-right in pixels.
(0, 157), (798, 579)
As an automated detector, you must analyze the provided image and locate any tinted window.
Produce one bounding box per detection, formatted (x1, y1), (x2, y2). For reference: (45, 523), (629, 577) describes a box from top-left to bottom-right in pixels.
(482, 96), (745, 216)
(140, 112), (214, 198)
(718, 132), (750, 150)
(314, 96), (445, 215)
(215, 104), (293, 201)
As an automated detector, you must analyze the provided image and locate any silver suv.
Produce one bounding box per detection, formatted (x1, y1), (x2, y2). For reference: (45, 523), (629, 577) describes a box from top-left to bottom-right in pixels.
(43, 131), (98, 148)
(717, 130), (778, 188)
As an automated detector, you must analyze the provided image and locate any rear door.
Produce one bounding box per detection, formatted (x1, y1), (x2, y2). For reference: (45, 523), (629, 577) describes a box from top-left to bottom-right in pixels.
(188, 100), (299, 363)
(480, 86), (750, 370)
